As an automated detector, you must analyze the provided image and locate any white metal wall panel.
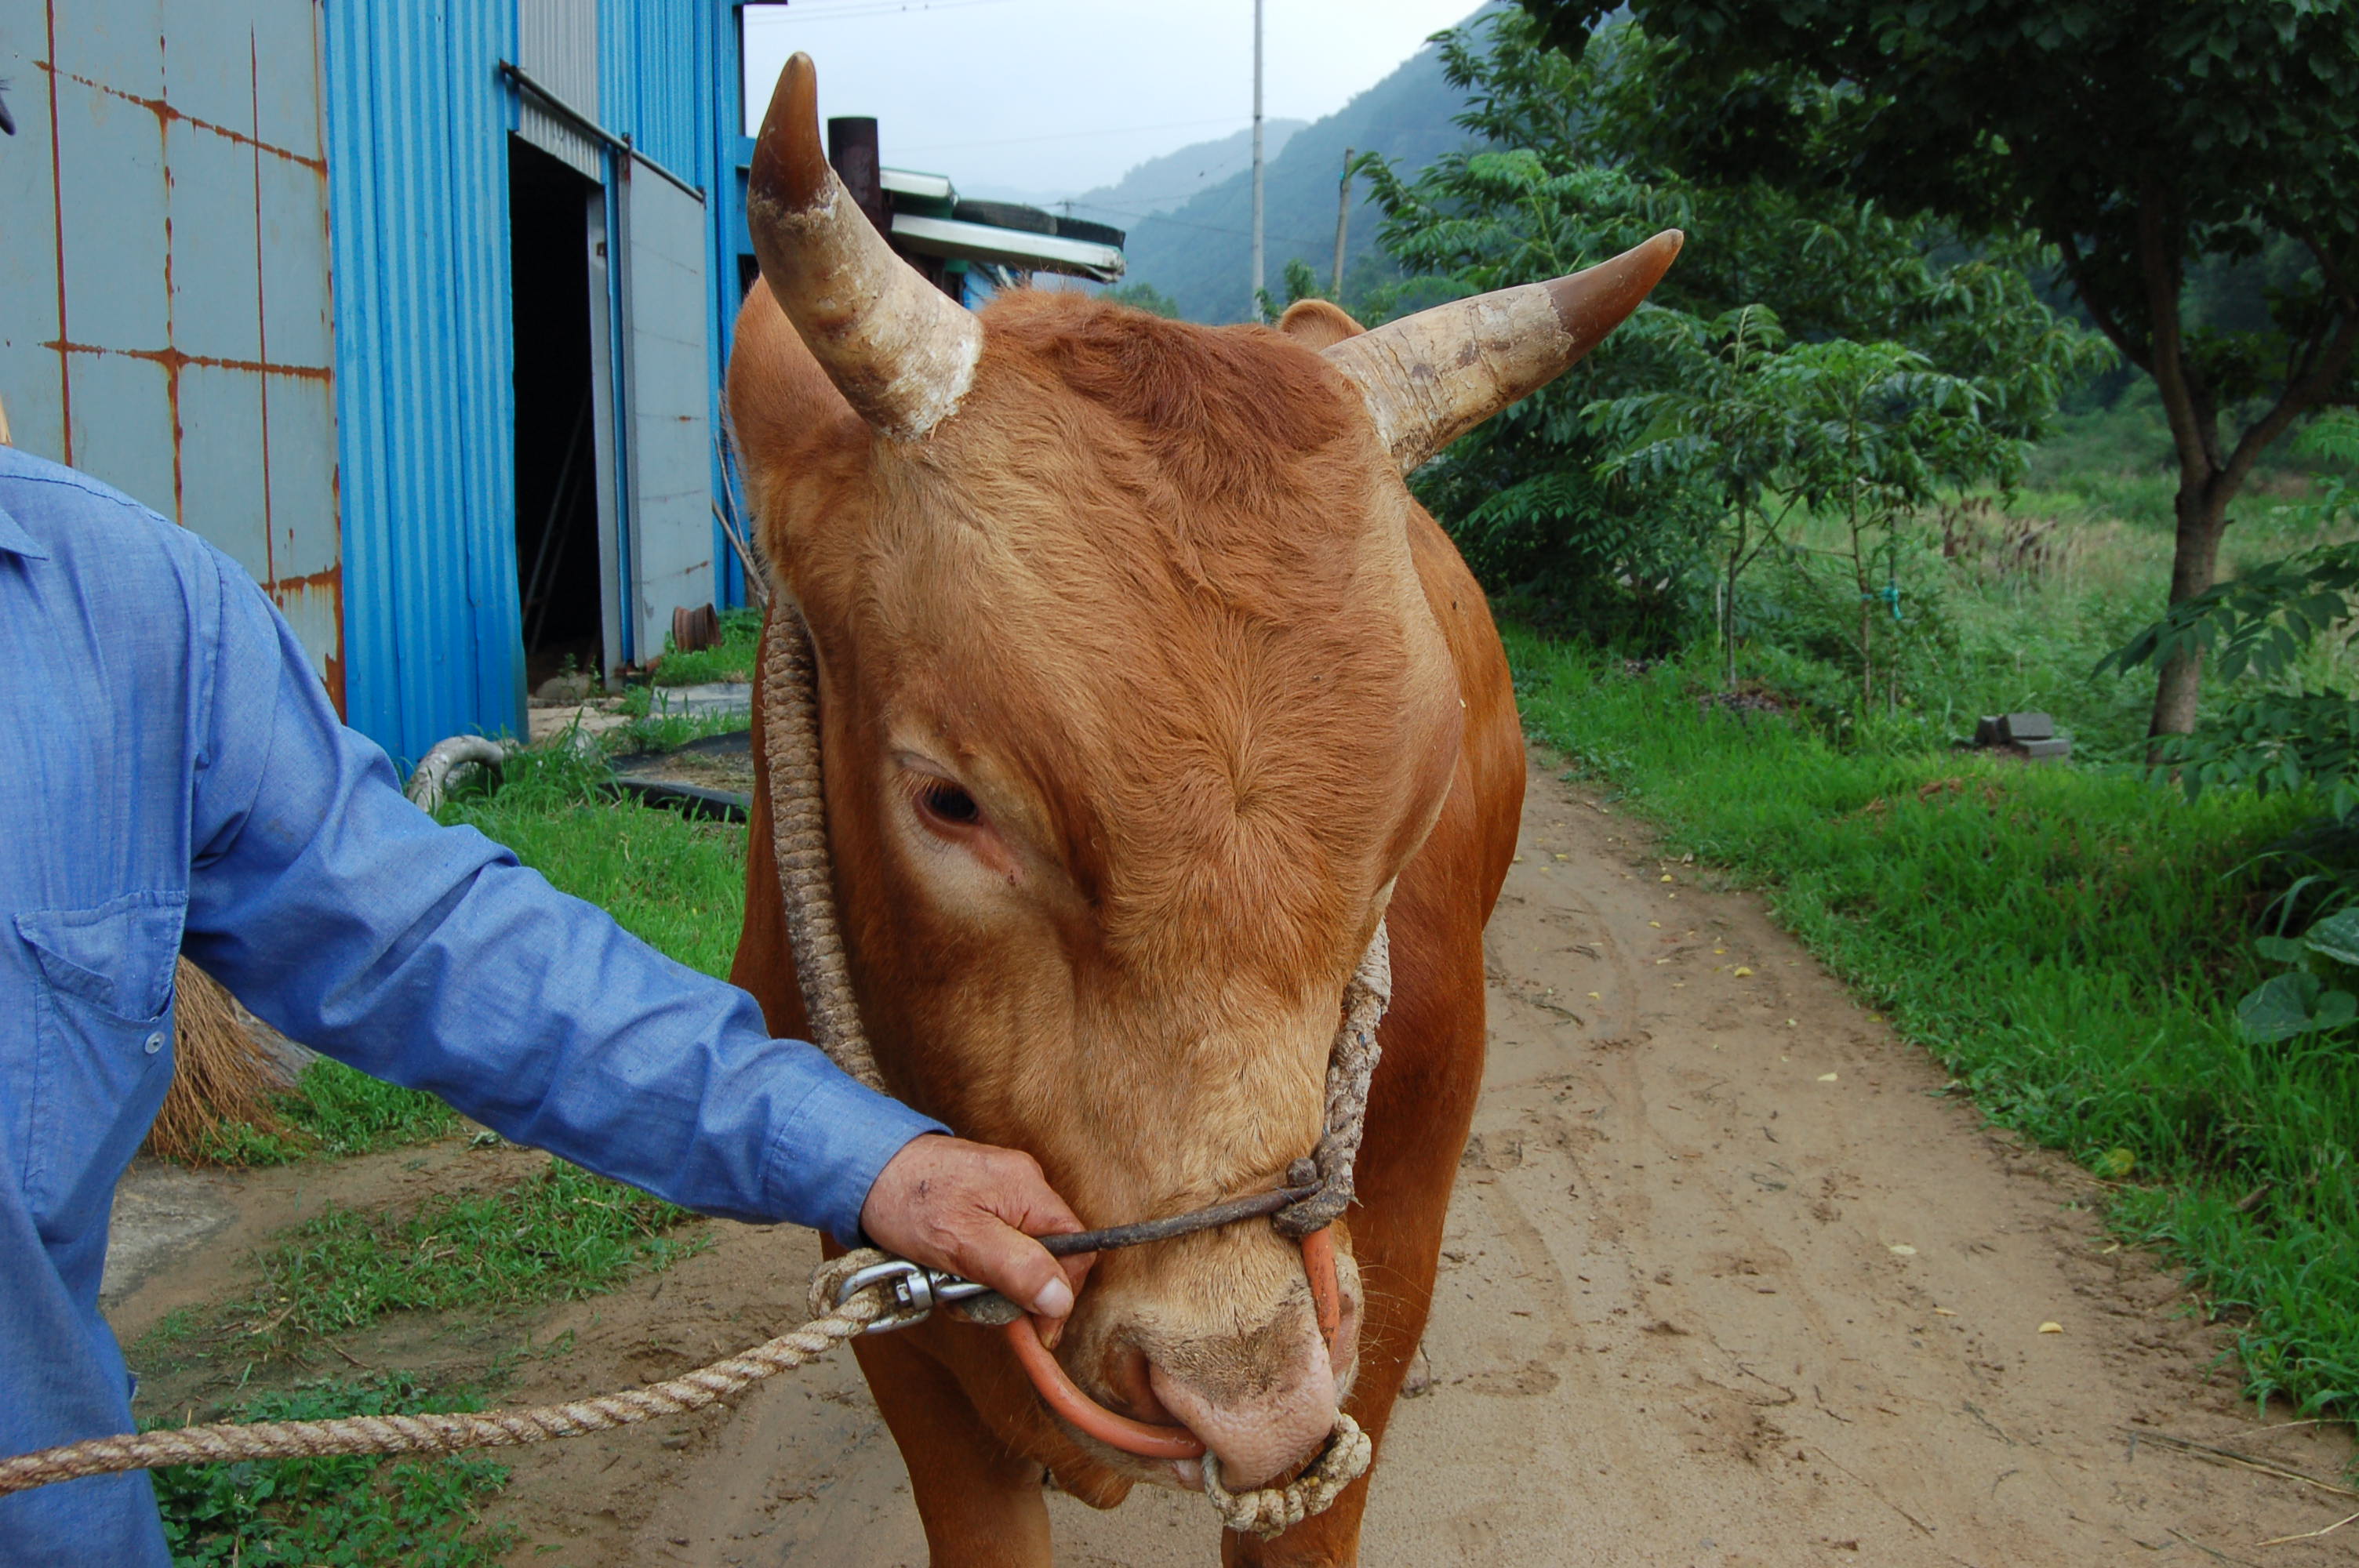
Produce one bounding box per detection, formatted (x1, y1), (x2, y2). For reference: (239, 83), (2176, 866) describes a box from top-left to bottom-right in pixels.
(517, 0), (601, 180)
(0, 0), (344, 699)
(617, 153), (712, 658)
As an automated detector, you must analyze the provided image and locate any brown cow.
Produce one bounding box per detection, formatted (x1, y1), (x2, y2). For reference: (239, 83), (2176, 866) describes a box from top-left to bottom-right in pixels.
(726, 55), (1676, 1566)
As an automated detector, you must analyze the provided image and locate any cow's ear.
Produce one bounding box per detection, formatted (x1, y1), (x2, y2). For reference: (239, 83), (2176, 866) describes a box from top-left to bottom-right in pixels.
(1277, 299), (1366, 350)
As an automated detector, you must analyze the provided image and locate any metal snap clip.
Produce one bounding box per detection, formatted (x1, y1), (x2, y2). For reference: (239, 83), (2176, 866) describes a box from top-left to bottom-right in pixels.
(834, 1258), (996, 1334)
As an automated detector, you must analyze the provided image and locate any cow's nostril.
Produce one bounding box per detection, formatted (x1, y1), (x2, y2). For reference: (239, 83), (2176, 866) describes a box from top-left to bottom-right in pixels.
(1107, 1342), (1174, 1425)
(1146, 1343), (1339, 1493)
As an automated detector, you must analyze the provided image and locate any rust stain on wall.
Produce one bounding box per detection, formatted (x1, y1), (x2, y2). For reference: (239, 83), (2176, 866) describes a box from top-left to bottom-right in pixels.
(28, 12), (346, 719)
(58, 67), (327, 174)
(43, 1), (71, 464)
(269, 564), (346, 714)
(41, 340), (335, 383)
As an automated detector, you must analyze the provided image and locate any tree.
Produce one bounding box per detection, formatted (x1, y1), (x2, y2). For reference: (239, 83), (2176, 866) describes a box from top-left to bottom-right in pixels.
(1256, 257), (1335, 324)
(1594, 307), (2019, 697)
(1518, 0), (2359, 742)
(2101, 412), (2359, 811)
(1355, 13), (2100, 657)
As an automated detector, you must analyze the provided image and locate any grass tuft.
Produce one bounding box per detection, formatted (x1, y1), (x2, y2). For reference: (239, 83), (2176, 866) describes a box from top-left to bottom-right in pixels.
(195, 1061), (461, 1167)
(230, 1159), (703, 1348)
(433, 739), (750, 980)
(151, 1373), (516, 1567)
(649, 606), (762, 688)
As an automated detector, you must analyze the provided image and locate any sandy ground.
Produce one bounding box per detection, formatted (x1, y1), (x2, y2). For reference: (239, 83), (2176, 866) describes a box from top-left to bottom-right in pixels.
(106, 757), (2357, 1566)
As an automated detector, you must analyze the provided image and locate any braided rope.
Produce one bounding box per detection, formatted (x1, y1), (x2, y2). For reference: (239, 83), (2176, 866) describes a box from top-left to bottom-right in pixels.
(1276, 924), (1390, 1238)
(757, 601), (885, 1090)
(0, 1253), (893, 1499)
(1202, 1414), (1375, 1539)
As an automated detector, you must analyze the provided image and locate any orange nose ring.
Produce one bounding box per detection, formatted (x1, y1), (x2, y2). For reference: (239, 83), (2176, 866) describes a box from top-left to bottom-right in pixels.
(1005, 1229), (1345, 1461)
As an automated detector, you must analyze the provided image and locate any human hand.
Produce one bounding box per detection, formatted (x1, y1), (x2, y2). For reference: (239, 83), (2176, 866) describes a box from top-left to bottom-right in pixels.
(860, 1134), (1095, 1336)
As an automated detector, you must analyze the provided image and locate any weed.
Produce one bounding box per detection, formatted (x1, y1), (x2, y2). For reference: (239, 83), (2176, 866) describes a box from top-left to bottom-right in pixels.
(196, 1061), (461, 1167)
(602, 706), (751, 759)
(151, 1373), (515, 1567)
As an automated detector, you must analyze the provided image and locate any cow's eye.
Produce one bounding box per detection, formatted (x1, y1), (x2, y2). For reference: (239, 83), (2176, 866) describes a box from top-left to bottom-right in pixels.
(918, 780), (982, 828)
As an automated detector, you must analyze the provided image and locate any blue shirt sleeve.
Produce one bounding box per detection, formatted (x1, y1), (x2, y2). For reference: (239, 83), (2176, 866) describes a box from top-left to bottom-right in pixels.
(177, 546), (941, 1244)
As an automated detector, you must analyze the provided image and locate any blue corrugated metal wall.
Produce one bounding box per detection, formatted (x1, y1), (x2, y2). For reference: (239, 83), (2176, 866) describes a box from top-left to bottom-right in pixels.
(322, 0), (525, 765)
(316, 1), (746, 763)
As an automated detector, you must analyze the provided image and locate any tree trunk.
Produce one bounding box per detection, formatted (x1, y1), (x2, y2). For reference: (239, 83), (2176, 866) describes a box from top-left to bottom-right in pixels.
(2146, 477), (2232, 743)
(1721, 543), (1740, 691)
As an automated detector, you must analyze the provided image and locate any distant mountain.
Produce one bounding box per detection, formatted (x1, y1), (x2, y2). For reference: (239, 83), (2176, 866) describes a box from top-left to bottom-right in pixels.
(1113, 7), (1496, 321)
(1057, 122), (1308, 226)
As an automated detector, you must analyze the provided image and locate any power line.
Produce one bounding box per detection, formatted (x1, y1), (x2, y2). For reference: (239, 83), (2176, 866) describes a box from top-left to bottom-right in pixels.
(891, 114), (1252, 156)
(1099, 206), (1338, 249)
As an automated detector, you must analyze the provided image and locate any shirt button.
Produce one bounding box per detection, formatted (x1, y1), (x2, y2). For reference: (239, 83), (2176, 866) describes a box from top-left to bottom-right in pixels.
(144, 1032), (164, 1055)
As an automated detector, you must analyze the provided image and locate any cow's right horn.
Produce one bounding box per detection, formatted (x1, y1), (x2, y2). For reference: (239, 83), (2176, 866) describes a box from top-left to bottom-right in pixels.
(1323, 230), (1684, 474)
(747, 54), (983, 443)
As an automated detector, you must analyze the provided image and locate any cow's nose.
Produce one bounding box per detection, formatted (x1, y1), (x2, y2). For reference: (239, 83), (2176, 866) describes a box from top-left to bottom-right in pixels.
(1145, 1327), (1339, 1491)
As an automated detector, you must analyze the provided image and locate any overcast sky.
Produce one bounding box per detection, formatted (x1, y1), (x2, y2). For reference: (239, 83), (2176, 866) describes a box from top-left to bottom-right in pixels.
(742, 0), (1485, 198)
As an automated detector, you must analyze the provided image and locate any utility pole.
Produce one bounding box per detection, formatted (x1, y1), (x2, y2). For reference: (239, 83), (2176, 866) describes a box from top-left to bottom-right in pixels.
(1332, 147), (1353, 299)
(1250, 0), (1265, 315)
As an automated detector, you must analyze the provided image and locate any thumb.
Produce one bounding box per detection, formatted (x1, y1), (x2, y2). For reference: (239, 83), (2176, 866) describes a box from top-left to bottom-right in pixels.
(957, 1220), (1078, 1322)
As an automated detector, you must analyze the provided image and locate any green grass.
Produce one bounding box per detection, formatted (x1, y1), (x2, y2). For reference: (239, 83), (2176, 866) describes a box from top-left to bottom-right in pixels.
(197, 1061), (461, 1167)
(1507, 628), (2359, 1421)
(151, 1374), (516, 1567)
(219, 1158), (702, 1351)
(436, 739), (750, 979)
(649, 606), (762, 688)
(599, 704), (752, 758)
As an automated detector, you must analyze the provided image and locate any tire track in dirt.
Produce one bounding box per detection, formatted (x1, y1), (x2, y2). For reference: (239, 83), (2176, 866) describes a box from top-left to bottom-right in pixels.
(460, 757), (2354, 1563)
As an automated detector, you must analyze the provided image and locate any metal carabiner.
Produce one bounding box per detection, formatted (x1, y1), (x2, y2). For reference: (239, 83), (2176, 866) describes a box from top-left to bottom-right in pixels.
(834, 1257), (1001, 1334)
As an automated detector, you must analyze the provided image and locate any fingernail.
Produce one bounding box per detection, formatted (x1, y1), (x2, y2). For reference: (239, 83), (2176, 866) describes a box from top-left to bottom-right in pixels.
(1030, 1277), (1074, 1319)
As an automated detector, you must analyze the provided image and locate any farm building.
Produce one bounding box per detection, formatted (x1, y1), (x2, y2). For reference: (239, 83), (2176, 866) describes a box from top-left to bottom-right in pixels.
(0, 2), (1121, 766)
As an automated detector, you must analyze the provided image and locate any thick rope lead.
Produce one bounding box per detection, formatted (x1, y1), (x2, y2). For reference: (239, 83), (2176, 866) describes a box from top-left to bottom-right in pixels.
(758, 603), (886, 1091)
(0, 1254), (894, 1500)
(1202, 1414), (1374, 1539)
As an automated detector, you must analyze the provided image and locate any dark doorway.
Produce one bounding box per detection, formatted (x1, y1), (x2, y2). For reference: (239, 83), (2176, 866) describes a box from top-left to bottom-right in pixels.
(508, 137), (604, 692)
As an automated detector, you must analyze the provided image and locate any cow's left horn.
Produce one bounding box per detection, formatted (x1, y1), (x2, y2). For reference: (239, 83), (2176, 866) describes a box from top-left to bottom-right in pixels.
(747, 54), (983, 442)
(1322, 230), (1684, 474)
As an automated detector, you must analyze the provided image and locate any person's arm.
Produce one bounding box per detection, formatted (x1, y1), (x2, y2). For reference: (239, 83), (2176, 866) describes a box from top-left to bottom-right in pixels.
(174, 545), (1085, 1319)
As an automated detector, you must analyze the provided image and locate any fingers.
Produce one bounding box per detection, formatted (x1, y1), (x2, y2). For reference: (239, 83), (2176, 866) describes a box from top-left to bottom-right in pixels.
(957, 1203), (1077, 1319)
(859, 1134), (1096, 1333)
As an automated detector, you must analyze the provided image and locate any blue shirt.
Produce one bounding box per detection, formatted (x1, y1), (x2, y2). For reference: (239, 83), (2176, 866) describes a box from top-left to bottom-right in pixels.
(0, 447), (943, 1563)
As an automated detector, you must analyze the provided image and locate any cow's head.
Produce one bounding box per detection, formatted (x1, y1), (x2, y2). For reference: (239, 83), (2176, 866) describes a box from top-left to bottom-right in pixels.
(731, 55), (1676, 1495)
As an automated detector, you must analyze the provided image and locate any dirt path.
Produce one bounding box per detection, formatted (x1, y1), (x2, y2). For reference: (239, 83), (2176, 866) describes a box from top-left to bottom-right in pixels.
(108, 759), (2358, 1564)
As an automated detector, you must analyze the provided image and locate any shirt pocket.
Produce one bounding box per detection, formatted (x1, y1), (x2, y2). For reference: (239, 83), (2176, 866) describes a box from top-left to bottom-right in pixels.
(14, 891), (187, 1236)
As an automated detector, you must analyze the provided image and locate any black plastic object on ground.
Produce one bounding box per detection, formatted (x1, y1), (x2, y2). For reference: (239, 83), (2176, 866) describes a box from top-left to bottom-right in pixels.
(606, 728), (753, 822)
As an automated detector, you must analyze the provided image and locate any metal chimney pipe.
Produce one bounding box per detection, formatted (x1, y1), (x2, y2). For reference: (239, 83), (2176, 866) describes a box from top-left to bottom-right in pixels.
(827, 115), (891, 239)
